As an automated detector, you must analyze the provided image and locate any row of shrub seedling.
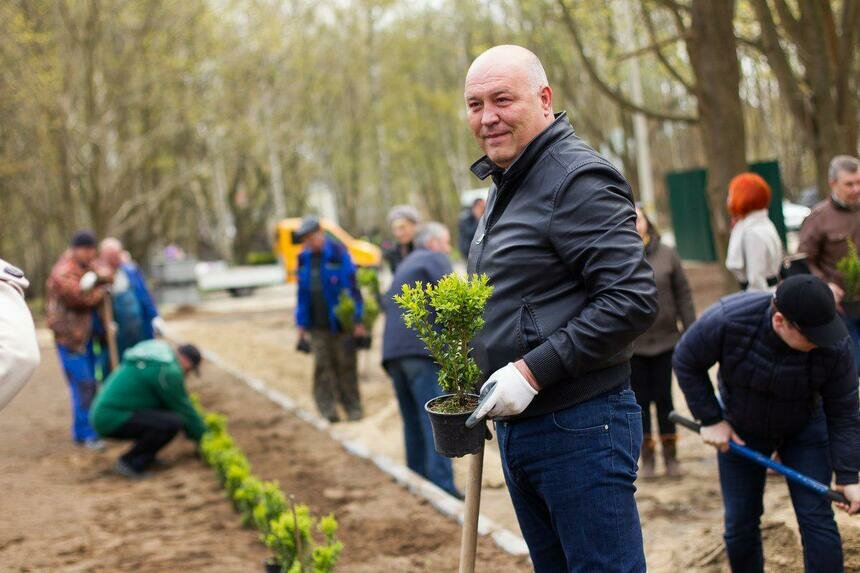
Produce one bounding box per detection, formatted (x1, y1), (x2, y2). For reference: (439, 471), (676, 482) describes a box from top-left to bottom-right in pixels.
(195, 402), (343, 573)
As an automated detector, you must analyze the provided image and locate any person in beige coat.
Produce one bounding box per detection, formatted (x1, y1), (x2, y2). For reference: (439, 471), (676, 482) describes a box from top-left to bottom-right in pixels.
(0, 259), (40, 411)
(631, 207), (696, 477)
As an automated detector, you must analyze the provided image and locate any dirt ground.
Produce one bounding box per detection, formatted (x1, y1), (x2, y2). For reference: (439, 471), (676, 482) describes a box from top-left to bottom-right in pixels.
(162, 263), (860, 572)
(0, 336), (530, 572)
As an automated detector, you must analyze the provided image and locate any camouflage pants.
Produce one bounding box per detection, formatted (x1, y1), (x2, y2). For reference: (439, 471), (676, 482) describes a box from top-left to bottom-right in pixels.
(309, 330), (362, 421)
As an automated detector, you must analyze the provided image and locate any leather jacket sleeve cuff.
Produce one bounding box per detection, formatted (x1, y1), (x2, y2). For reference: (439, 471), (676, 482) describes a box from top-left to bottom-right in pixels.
(835, 470), (859, 486)
(698, 412), (724, 427)
(523, 341), (567, 390)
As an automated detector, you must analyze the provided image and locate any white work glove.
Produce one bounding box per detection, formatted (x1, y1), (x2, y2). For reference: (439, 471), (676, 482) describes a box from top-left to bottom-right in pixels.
(79, 271), (98, 292)
(151, 316), (166, 337)
(466, 363), (537, 427)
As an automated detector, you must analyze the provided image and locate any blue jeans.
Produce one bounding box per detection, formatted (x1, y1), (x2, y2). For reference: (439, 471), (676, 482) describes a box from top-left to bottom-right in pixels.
(718, 408), (843, 573)
(496, 385), (645, 572)
(840, 314), (860, 375)
(384, 358), (458, 496)
(57, 342), (100, 442)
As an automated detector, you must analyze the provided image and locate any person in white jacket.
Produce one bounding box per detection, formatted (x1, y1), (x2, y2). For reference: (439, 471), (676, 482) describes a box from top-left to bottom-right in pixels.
(0, 259), (40, 410)
(725, 172), (784, 292)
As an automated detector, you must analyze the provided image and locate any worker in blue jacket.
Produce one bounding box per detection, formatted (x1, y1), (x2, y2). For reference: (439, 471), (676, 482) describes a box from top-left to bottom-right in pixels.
(294, 216), (365, 422)
(98, 238), (164, 361)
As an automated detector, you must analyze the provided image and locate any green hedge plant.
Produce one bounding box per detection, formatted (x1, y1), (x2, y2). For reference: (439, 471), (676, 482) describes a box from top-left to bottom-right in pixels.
(194, 398), (343, 572)
(394, 273), (493, 413)
(836, 239), (860, 300)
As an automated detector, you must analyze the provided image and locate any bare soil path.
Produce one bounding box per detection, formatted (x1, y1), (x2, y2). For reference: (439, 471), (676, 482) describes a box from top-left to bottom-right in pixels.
(164, 266), (860, 571)
(0, 337), (531, 572)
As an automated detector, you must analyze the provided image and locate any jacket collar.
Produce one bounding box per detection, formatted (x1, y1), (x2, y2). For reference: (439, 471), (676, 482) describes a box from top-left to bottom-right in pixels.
(470, 112), (572, 185)
(830, 193), (860, 212)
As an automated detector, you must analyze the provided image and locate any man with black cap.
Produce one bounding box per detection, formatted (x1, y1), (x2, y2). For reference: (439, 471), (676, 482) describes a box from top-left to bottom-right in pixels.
(674, 275), (860, 572)
(90, 340), (205, 478)
(293, 216), (365, 422)
(46, 230), (112, 450)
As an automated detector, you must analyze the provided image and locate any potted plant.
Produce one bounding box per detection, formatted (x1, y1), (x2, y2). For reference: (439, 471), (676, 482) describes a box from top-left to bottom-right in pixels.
(395, 273), (493, 457)
(836, 240), (860, 317)
(333, 268), (381, 350)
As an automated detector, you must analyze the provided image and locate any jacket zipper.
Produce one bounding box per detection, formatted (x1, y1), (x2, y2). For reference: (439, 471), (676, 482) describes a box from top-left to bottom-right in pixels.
(474, 184), (502, 275)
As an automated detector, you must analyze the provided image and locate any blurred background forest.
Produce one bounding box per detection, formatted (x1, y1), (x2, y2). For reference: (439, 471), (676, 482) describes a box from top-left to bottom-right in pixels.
(2, 0), (858, 297)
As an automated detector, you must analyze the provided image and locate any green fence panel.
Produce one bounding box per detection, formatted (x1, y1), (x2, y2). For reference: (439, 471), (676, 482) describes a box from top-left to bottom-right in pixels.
(666, 168), (716, 262)
(749, 160), (787, 246)
(666, 160), (786, 262)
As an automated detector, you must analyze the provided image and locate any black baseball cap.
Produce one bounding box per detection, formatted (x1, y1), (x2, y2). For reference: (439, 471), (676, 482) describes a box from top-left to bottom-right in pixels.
(177, 343), (202, 375)
(773, 275), (848, 347)
(292, 216), (321, 243)
(71, 230), (97, 248)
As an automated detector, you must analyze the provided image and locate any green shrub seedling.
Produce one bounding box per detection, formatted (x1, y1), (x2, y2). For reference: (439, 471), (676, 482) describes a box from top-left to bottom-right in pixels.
(837, 239), (860, 300)
(394, 273), (493, 413)
(194, 399), (343, 571)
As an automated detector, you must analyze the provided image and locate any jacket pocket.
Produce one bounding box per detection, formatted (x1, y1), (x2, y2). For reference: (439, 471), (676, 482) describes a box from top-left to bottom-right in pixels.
(516, 301), (544, 354)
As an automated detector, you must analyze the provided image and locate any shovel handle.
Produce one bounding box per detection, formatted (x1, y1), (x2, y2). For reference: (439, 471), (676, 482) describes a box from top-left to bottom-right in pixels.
(668, 411), (850, 506)
(668, 411), (701, 433)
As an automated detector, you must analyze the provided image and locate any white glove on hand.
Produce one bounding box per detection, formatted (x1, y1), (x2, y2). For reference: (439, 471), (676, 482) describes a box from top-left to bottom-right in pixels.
(471, 363), (537, 422)
(151, 316), (166, 337)
(79, 271), (98, 292)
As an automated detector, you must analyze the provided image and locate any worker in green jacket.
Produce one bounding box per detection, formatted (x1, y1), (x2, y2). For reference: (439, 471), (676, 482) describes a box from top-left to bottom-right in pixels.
(90, 339), (205, 478)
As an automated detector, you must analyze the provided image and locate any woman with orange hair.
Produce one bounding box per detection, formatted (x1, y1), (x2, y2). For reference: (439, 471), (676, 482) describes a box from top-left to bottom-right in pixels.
(725, 173), (784, 291)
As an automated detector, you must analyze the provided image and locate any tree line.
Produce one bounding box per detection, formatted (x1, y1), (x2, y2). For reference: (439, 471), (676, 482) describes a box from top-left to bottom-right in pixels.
(2, 0), (857, 298)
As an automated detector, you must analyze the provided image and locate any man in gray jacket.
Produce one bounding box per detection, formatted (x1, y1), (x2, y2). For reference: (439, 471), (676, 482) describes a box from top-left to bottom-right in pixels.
(381, 222), (461, 499)
(464, 45), (657, 571)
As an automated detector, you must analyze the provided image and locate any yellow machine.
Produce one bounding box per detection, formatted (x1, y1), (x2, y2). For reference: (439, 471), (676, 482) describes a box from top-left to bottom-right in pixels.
(275, 218), (382, 283)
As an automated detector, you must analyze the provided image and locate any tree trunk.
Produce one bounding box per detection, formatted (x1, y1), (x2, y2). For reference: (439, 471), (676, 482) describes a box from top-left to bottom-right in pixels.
(688, 0), (746, 270)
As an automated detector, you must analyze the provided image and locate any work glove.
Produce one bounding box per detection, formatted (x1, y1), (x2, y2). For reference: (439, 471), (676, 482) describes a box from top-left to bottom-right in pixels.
(151, 316), (166, 337)
(80, 271), (98, 292)
(296, 336), (311, 354)
(465, 363), (537, 428)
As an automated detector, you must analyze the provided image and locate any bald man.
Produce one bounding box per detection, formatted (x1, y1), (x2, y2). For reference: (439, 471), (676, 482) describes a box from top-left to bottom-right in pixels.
(463, 45), (657, 571)
(99, 238), (163, 360)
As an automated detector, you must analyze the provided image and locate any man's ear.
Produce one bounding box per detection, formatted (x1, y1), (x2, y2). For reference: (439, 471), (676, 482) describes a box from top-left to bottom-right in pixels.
(772, 311), (785, 329)
(540, 85), (553, 114)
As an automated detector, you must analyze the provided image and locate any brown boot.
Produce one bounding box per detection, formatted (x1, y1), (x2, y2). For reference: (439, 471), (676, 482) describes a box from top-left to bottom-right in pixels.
(661, 434), (682, 477)
(639, 434), (656, 479)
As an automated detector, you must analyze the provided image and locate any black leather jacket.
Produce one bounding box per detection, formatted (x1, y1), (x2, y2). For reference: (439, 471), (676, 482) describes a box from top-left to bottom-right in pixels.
(466, 113), (658, 419)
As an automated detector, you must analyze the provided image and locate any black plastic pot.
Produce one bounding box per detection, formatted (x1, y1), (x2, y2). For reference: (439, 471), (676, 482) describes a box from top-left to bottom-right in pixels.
(263, 557), (281, 573)
(843, 299), (860, 319)
(425, 394), (484, 458)
(355, 334), (373, 350)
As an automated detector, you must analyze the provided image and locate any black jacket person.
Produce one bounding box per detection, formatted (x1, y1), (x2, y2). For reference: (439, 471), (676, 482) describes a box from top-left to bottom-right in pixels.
(462, 45), (657, 571)
(674, 276), (860, 570)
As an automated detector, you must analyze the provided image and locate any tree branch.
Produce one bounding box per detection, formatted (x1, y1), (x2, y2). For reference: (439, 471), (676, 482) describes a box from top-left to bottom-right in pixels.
(748, 0), (811, 134)
(555, 0), (698, 124)
(639, 0), (696, 94)
(772, 0), (804, 46)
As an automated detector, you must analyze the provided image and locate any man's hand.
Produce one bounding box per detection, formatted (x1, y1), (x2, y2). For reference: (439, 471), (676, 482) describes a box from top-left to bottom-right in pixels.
(835, 484), (860, 515)
(151, 316), (166, 337)
(468, 362), (538, 423)
(700, 420), (745, 453)
(829, 282), (845, 306)
(354, 324), (367, 338)
(295, 327), (311, 353)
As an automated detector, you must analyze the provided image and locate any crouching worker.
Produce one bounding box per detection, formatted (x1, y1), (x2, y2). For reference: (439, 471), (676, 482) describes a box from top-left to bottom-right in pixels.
(90, 340), (205, 479)
(674, 275), (860, 573)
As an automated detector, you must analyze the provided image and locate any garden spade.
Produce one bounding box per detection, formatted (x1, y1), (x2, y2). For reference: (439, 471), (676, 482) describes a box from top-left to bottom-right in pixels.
(100, 291), (119, 371)
(669, 411), (850, 505)
(459, 437), (485, 573)
(460, 383), (498, 573)
(80, 271), (119, 371)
